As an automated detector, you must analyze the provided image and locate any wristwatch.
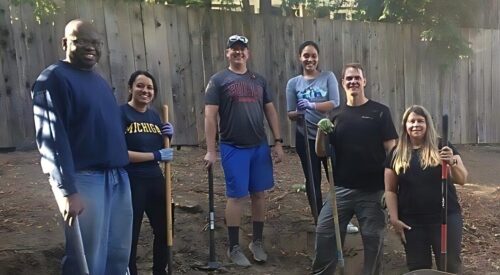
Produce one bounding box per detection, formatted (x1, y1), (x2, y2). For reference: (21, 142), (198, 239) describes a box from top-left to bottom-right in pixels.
(274, 138), (283, 144)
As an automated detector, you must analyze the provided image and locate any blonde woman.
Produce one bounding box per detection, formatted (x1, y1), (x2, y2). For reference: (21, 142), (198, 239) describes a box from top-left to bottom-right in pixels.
(385, 105), (468, 273)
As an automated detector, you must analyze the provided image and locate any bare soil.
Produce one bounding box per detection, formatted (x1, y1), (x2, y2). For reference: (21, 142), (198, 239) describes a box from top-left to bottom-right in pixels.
(0, 144), (499, 275)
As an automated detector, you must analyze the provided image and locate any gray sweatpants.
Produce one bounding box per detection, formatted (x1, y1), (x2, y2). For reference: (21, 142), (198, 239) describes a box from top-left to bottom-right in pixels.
(312, 187), (386, 275)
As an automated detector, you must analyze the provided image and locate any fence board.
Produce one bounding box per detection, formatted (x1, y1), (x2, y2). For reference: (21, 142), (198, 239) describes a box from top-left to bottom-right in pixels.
(269, 15), (289, 144)
(482, 30), (493, 143)
(282, 16), (298, 146)
(450, 57), (469, 143)
(0, 1), (24, 148)
(468, 29), (481, 143)
(491, 30), (500, 141)
(403, 25), (417, 107)
(142, 3), (173, 120)
(128, 2), (147, 71)
(2, 2), (500, 147)
(316, 17), (334, 76)
(103, 1), (136, 103)
(9, 4), (35, 145)
(187, 8), (206, 143)
(167, 6), (198, 145)
(332, 20), (343, 93)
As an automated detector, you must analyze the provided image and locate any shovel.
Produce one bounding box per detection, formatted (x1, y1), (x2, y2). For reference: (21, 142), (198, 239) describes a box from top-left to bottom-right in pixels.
(66, 217), (89, 275)
(193, 166), (222, 271)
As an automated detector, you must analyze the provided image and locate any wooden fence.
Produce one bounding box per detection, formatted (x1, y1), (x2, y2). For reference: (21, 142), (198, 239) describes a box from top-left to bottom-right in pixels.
(0, 0), (499, 148)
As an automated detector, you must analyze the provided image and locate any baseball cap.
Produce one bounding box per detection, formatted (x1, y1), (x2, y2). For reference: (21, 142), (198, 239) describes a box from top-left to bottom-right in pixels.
(226, 34), (249, 48)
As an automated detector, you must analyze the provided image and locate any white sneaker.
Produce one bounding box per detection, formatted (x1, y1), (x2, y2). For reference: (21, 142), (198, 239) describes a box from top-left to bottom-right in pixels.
(347, 222), (359, 234)
(227, 245), (252, 267)
(249, 240), (268, 262)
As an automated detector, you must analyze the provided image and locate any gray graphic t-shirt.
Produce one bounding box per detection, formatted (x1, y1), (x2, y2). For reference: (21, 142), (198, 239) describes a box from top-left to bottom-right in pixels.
(205, 69), (272, 147)
(286, 71), (340, 139)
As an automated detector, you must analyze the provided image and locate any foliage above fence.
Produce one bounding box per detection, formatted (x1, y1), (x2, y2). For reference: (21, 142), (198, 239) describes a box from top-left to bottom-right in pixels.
(12, 0), (492, 68)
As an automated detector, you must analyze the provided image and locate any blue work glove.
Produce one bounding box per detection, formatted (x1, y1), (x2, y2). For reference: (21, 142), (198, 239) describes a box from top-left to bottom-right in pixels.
(153, 148), (174, 162)
(297, 99), (316, 111)
(161, 123), (174, 139)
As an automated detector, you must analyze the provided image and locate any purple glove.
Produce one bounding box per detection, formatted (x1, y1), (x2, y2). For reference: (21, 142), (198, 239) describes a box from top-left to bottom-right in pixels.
(297, 99), (316, 111)
(161, 123), (174, 139)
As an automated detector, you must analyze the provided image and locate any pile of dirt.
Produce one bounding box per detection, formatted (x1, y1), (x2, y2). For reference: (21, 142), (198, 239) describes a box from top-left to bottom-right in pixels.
(0, 145), (499, 274)
(460, 184), (500, 274)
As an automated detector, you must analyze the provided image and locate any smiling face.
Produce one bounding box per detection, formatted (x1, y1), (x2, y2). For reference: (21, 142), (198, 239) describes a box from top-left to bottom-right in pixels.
(299, 45), (319, 73)
(129, 74), (155, 107)
(226, 43), (249, 67)
(342, 66), (366, 99)
(62, 20), (102, 70)
(406, 112), (428, 143)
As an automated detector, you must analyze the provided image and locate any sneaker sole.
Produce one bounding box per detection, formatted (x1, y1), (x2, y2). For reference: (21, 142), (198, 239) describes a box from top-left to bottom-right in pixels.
(249, 244), (267, 263)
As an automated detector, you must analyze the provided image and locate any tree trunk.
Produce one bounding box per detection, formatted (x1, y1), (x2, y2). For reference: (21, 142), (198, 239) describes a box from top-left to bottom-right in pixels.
(259, 0), (271, 14)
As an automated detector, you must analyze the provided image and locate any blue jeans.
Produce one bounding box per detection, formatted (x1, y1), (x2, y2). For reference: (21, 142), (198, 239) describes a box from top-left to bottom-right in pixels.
(313, 187), (386, 275)
(51, 168), (133, 275)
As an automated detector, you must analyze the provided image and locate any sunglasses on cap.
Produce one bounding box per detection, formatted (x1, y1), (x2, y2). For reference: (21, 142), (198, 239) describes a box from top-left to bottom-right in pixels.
(227, 35), (249, 48)
(228, 35), (248, 43)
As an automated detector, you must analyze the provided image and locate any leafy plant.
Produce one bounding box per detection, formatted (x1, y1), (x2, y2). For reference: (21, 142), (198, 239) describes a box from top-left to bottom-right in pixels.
(11, 0), (58, 23)
(378, 0), (475, 68)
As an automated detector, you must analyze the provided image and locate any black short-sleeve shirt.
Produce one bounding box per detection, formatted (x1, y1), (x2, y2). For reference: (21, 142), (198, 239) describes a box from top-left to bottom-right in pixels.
(385, 143), (461, 225)
(329, 100), (398, 190)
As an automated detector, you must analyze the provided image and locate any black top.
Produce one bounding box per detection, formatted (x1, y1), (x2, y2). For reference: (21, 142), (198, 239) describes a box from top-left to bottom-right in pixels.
(329, 100), (398, 190)
(385, 143), (461, 225)
(121, 104), (164, 178)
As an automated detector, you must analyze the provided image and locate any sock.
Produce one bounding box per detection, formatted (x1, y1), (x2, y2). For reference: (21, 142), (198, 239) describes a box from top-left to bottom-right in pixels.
(228, 226), (239, 251)
(253, 221), (264, 242)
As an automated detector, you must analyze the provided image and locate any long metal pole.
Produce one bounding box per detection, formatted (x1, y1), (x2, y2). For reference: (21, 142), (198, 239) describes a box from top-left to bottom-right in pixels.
(207, 166), (221, 269)
(324, 138), (345, 274)
(68, 217), (89, 275)
(302, 115), (319, 224)
(440, 114), (449, 272)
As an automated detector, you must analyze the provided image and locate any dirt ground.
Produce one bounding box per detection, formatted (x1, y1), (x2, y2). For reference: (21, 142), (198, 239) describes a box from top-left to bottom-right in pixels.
(0, 144), (499, 275)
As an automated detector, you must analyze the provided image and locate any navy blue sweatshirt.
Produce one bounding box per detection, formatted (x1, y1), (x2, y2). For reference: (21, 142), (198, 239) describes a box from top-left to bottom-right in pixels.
(32, 61), (129, 196)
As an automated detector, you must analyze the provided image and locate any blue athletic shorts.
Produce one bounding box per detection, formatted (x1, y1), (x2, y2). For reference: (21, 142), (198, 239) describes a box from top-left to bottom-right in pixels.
(220, 142), (274, 198)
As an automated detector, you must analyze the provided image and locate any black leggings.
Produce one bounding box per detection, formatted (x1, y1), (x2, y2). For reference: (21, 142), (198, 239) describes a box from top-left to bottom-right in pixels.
(295, 130), (328, 221)
(404, 212), (463, 273)
(128, 175), (168, 275)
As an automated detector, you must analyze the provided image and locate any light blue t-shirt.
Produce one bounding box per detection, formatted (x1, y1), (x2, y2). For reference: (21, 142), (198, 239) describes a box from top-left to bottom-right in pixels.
(286, 71), (340, 139)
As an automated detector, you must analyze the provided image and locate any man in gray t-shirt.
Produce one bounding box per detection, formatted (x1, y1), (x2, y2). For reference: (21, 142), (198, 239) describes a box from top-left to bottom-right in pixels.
(204, 34), (284, 267)
(205, 69), (271, 146)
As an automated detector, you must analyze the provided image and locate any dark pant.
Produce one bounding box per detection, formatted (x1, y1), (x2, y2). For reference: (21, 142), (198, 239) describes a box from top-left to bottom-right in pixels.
(404, 212), (463, 273)
(313, 187), (386, 275)
(128, 175), (168, 275)
(295, 130), (327, 220)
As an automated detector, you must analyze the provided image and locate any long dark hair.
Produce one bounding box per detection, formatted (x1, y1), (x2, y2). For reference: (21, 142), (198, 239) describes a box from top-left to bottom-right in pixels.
(298, 40), (320, 75)
(127, 70), (158, 102)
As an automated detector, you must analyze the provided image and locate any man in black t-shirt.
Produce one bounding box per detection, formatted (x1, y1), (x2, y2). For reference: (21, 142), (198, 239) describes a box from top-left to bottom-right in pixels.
(313, 63), (398, 274)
